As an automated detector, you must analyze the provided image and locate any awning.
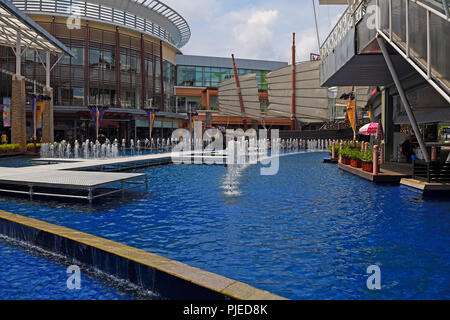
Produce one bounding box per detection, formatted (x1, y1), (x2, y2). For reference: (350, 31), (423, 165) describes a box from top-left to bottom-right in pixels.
(394, 107), (450, 125)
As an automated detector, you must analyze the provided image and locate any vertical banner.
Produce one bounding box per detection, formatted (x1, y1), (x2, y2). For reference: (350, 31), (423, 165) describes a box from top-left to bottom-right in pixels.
(36, 101), (46, 129)
(346, 87), (356, 139)
(146, 110), (156, 131)
(346, 100), (356, 133)
(146, 110), (156, 139)
(3, 97), (11, 127)
(90, 107), (106, 129)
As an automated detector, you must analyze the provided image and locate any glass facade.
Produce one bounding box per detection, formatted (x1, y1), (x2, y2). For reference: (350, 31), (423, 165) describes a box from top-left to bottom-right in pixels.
(176, 66), (269, 90)
(0, 20), (176, 111)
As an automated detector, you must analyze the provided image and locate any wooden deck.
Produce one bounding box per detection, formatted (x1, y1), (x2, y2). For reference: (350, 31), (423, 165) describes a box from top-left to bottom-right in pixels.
(400, 178), (450, 191)
(0, 153), (183, 203)
(338, 162), (412, 183)
(0, 151), (227, 202)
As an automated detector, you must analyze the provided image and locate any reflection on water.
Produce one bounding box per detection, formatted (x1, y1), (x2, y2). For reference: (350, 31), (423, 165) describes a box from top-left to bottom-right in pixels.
(0, 152), (449, 299)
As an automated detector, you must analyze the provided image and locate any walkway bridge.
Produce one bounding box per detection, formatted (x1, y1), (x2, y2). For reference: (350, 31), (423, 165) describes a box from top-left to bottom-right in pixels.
(320, 0), (449, 104)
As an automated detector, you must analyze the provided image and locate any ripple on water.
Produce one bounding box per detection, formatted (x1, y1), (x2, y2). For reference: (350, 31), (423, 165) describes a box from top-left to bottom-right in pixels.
(0, 152), (449, 299)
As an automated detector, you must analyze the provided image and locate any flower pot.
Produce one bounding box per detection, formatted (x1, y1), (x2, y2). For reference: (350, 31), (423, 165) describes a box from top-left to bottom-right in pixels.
(350, 159), (359, 168)
(342, 157), (351, 165)
(362, 162), (373, 172)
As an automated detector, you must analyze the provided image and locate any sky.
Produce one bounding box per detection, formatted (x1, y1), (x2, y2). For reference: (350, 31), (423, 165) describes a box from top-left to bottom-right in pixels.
(163, 0), (346, 63)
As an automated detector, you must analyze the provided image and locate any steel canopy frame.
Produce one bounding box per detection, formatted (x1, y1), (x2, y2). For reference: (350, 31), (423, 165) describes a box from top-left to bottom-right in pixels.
(0, 0), (72, 56)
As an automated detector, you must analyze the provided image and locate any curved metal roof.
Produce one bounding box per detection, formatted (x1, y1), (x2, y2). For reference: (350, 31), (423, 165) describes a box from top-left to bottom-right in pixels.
(11, 0), (191, 48)
(91, 0), (191, 47)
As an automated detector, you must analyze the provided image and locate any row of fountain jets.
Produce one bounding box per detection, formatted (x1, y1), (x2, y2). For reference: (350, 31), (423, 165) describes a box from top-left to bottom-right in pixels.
(40, 138), (335, 159)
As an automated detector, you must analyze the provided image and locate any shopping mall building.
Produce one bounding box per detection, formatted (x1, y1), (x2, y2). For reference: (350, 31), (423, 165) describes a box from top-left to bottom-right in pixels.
(0, 0), (290, 143)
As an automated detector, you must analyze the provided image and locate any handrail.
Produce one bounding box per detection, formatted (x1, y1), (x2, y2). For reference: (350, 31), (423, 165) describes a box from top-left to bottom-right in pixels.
(320, 0), (366, 59)
(319, 0), (449, 59)
(375, 0), (450, 103)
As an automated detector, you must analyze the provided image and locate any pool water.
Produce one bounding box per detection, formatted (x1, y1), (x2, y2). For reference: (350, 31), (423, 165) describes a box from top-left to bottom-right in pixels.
(0, 238), (132, 300)
(0, 152), (449, 299)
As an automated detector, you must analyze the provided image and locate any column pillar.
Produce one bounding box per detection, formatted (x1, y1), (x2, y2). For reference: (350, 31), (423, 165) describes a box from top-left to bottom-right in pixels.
(42, 87), (54, 143)
(159, 40), (165, 111)
(11, 76), (26, 148)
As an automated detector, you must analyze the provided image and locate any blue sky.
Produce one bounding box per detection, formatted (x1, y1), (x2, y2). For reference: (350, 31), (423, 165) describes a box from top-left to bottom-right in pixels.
(164, 0), (346, 63)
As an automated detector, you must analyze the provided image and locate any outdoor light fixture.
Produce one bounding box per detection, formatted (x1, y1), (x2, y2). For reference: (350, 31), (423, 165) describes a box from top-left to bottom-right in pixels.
(339, 92), (355, 100)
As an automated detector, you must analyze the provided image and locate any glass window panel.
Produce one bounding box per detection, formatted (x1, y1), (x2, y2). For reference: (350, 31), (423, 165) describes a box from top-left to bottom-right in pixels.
(103, 51), (115, 70)
(71, 47), (84, 65)
(73, 87), (84, 105)
(120, 54), (130, 72)
(89, 49), (100, 67)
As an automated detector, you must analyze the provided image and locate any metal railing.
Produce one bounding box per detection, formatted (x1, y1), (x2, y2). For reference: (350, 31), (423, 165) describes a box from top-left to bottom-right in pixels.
(320, 0), (367, 59)
(375, 0), (450, 103)
(320, 0), (449, 102)
(10, 0), (190, 48)
(413, 159), (450, 182)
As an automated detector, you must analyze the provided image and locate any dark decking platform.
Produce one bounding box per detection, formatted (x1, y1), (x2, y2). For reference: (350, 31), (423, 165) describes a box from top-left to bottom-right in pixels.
(338, 162), (412, 183)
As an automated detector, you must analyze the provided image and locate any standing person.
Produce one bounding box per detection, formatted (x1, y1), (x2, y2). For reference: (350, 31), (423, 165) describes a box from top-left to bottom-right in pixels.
(1, 132), (7, 145)
(400, 137), (413, 163)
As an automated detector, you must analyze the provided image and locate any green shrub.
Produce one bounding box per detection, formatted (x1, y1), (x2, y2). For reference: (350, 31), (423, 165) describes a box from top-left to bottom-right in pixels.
(361, 150), (373, 163)
(26, 143), (41, 149)
(350, 148), (361, 160)
(340, 147), (352, 159)
(0, 144), (21, 152)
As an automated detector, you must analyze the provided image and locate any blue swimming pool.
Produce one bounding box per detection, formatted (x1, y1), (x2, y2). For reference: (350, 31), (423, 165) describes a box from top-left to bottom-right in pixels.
(0, 238), (132, 300)
(0, 151), (449, 299)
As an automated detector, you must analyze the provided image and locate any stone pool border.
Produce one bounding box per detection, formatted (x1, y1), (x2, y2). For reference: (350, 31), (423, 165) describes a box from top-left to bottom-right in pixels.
(0, 210), (286, 300)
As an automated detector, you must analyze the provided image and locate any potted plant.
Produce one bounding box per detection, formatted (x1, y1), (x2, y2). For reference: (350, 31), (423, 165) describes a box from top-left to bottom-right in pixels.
(361, 150), (373, 172)
(340, 147), (351, 165)
(350, 149), (362, 168)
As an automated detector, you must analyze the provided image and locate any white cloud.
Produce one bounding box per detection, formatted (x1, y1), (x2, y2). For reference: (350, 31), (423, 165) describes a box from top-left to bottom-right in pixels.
(161, 0), (219, 22)
(231, 9), (279, 59)
(161, 0), (346, 63)
(296, 32), (318, 61)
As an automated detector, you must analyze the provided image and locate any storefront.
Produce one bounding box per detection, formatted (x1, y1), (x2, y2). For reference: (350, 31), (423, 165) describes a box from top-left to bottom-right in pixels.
(390, 85), (450, 163)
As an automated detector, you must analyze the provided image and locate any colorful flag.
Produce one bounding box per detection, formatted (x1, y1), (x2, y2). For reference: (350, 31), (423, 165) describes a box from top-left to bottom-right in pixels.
(36, 101), (46, 128)
(346, 87), (357, 138)
(90, 107), (106, 129)
(3, 98), (11, 127)
(346, 100), (356, 133)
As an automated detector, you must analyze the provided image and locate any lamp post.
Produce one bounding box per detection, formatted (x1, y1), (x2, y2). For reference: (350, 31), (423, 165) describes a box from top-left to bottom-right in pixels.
(144, 99), (158, 143)
(186, 104), (198, 134)
(186, 104), (198, 150)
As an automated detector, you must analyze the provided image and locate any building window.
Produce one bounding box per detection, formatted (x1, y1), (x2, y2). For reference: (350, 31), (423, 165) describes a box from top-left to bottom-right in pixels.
(71, 47), (84, 65)
(103, 50), (115, 70)
(120, 53), (130, 72)
(89, 49), (101, 68)
(73, 87), (84, 105)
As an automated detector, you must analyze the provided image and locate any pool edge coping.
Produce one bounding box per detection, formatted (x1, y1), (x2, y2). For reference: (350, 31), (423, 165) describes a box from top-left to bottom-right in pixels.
(0, 210), (287, 300)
